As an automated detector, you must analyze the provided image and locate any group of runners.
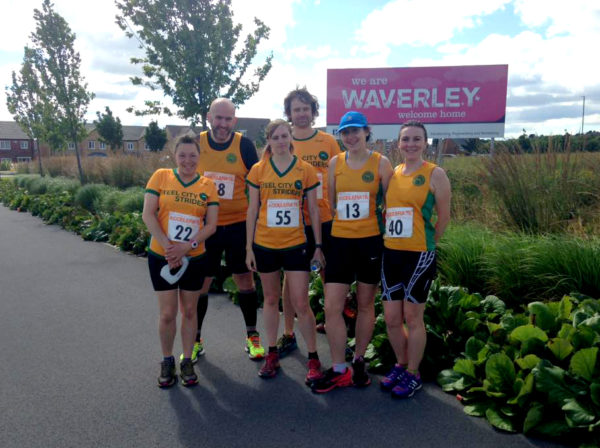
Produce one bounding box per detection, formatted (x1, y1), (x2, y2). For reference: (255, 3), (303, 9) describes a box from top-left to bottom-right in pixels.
(142, 87), (451, 399)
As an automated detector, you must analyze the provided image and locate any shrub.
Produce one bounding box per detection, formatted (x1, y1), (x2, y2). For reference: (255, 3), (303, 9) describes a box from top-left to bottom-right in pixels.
(0, 159), (12, 171)
(74, 184), (111, 213)
(117, 187), (145, 213)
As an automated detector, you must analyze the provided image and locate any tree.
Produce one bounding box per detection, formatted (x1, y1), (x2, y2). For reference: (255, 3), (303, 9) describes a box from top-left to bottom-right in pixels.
(94, 107), (123, 152)
(115, 0), (273, 129)
(6, 48), (49, 176)
(144, 120), (167, 151)
(29, 0), (94, 184)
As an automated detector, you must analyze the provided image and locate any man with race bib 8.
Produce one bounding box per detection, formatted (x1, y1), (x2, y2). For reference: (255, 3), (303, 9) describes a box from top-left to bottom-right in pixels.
(311, 111), (393, 393)
(193, 98), (264, 362)
(245, 119), (325, 382)
(379, 120), (451, 399)
(143, 135), (219, 388)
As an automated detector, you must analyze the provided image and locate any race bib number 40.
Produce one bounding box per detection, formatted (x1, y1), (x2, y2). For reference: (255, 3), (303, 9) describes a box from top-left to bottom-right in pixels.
(385, 207), (413, 238)
(204, 171), (234, 199)
(337, 192), (369, 220)
(267, 199), (300, 227)
(168, 212), (201, 242)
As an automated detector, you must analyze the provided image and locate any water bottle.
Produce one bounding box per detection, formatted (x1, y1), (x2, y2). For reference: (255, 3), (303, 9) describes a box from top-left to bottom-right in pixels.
(310, 259), (322, 274)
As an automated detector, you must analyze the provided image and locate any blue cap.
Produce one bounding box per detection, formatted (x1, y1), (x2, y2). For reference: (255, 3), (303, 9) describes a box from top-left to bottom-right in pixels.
(337, 111), (368, 132)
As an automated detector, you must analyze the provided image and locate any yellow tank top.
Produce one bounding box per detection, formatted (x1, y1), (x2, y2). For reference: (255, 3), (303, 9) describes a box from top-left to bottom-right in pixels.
(246, 156), (319, 250)
(197, 131), (248, 226)
(145, 168), (219, 258)
(384, 161), (436, 251)
(331, 151), (382, 238)
(293, 130), (341, 225)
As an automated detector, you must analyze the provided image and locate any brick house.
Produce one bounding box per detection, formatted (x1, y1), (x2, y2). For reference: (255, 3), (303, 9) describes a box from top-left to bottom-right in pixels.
(0, 121), (35, 163)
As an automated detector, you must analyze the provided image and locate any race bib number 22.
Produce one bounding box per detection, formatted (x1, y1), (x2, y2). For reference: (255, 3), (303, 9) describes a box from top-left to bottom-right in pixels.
(168, 212), (201, 242)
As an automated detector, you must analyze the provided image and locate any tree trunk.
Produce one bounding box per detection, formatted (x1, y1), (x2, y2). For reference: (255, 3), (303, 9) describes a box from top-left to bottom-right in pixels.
(36, 138), (44, 177)
(72, 136), (85, 184)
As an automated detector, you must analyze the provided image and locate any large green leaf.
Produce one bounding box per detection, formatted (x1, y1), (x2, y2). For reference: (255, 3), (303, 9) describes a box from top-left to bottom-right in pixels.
(508, 372), (534, 406)
(510, 325), (548, 343)
(523, 402), (544, 434)
(520, 337), (546, 357)
(454, 358), (476, 379)
(569, 347), (598, 382)
(580, 315), (600, 332)
(485, 353), (516, 392)
(481, 295), (506, 314)
(591, 383), (600, 407)
(437, 369), (462, 387)
(548, 337), (574, 361)
(562, 398), (596, 426)
(485, 407), (517, 432)
(528, 302), (556, 332)
(534, 360), (578, 405)
(465, 336), (485, 361)
(458, 293), (480, 310)
(574, 310), (592, 327)
(570, 326), (597, 350)
(557, 323), (575, 340)
(558, 295), (573, 320)
(463, 401), (492, 417)
(515, 354), (541, 370)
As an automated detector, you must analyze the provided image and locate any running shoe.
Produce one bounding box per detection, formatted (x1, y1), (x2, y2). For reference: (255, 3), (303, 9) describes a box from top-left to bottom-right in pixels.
(245, 333), (265, 360)
(179, 359), (198, 387)
(179, 339), (205, 364)
(380, 364), (406, 391)
(391, 371), (423, 398)
(258, 352), (280, 378)
(352, 356), (371, 387)
(276, 333), (298, 358)
(158, 360), (176, 388)
(311, 367), (352, 393)
(305, 358), (325, 385)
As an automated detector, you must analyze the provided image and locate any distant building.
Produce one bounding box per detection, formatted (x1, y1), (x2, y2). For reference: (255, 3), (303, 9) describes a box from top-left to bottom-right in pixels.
(0, 121), (35, 163)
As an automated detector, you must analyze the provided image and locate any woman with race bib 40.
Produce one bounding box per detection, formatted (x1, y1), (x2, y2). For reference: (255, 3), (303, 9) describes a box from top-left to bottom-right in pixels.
(379, 120), (451, 398)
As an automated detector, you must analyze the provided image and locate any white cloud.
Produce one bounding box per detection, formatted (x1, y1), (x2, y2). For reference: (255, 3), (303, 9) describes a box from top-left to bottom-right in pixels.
(354, 0), (511, 49)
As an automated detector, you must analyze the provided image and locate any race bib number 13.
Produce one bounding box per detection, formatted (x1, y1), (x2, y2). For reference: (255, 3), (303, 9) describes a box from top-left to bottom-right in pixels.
(204, 171), (234, 199)
(168, 212), (201, 242)
(337, 192), (369, 220)
(385, 207), (413, 238)
(267, 199), (300, 227)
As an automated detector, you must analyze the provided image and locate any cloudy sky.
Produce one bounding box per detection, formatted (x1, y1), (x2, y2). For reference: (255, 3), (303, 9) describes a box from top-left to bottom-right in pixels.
(0, 0), (598, 138)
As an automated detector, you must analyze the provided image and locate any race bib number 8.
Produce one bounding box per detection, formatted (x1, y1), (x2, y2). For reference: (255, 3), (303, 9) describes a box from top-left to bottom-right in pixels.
(168, 212), (201, 242)
(385, 207), (413, 238)
(204, 171), (234, 199)
(267, 199), (300, 227)
(337, 192), (369, 220)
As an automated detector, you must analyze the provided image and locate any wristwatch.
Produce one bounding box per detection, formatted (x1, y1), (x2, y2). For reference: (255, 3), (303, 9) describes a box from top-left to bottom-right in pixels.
(190, 240), (199, 249)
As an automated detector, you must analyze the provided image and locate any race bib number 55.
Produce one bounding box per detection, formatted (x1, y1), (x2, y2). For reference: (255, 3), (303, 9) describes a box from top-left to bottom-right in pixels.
(385, 207), (413, 238)
(337, 192), (369, 220)
(267, 199), (300, 227)
(168, 212), (201, 242)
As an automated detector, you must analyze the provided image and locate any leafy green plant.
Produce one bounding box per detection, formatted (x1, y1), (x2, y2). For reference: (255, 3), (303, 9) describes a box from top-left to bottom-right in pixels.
(74, 183), (111, 212)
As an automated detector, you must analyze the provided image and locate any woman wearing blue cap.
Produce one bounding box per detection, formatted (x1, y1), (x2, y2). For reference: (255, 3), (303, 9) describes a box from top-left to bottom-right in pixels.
(312, 111), (393, 393)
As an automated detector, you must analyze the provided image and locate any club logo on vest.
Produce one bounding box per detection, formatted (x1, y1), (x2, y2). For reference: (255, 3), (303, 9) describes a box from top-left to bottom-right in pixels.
(199, 193), (208, 201)
(413, 175), (426, 186)
(318, 151), (329, 161)
(226, 153), (237, 163)
(294, 180), (303, 190)
(362, 171), (374, 183)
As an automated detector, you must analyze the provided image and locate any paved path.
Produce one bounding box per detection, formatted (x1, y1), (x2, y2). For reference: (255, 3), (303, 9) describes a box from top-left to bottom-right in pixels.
(0, 205), (563, 448)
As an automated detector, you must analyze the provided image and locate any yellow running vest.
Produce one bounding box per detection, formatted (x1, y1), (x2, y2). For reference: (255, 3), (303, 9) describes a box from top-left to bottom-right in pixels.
(293, 130), (341, 225)
(145, 169), (219, 258)
(197, 131), (248, 226)
(246, 156), (319, 250)
(331, 151), (382, 238)
(384, 161), (437, 251)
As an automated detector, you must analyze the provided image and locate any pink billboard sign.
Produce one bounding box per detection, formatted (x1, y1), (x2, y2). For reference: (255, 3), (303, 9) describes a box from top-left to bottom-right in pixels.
(326, 65), (508, 139)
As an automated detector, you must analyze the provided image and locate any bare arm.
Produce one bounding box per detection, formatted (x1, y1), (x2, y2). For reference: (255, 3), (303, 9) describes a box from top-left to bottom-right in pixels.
(142, 193), (170, 251)
(327, 156), (338, 219)
(431, 166), (451, 243)
(245, 185), (260, 271)
(306, 187), (325, 267)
